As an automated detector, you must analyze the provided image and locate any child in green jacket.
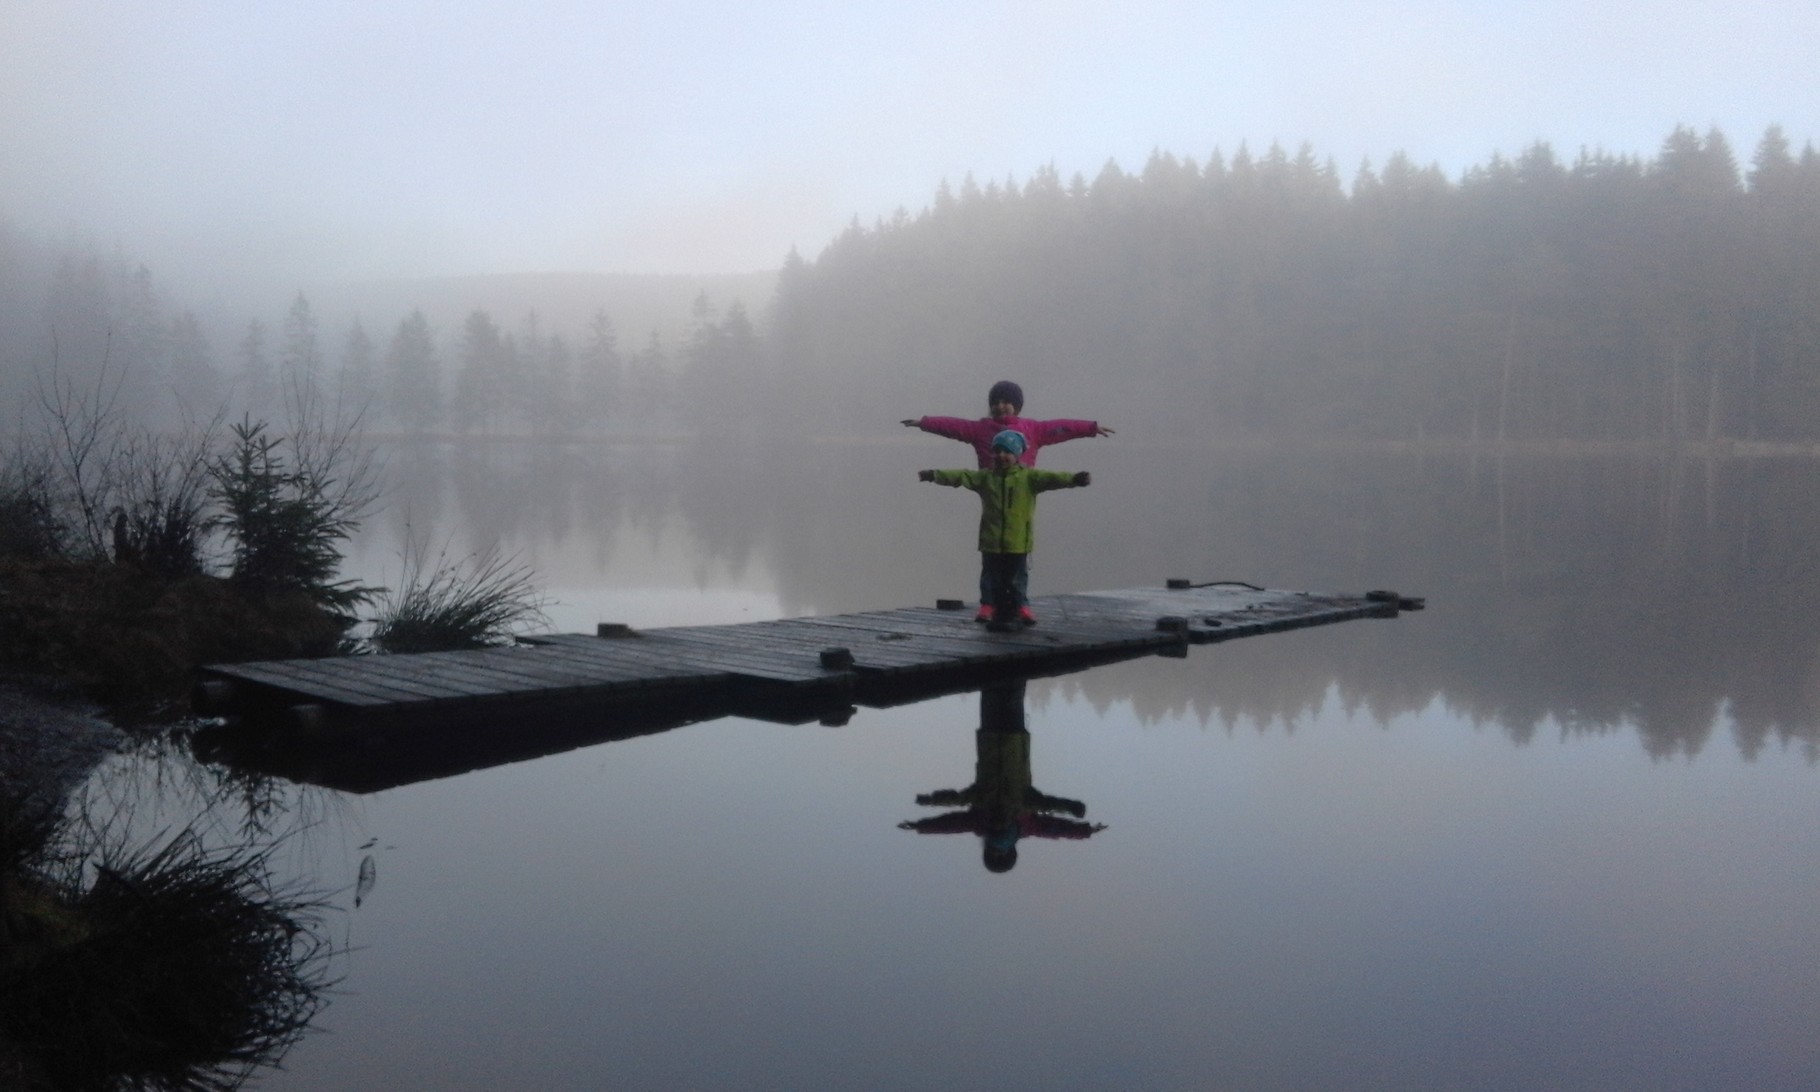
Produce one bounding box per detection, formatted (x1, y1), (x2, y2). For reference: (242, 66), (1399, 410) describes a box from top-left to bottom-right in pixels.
(918, 429), (1089, 630)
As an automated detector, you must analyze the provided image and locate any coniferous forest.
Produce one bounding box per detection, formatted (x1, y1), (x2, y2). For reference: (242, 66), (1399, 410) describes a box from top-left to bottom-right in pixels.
(756, 124), (1820, 447)
(3, 125), (1818, 448)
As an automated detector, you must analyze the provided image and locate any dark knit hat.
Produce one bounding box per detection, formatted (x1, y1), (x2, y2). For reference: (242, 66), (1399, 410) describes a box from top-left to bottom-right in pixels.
(987, 380), (1024, 411)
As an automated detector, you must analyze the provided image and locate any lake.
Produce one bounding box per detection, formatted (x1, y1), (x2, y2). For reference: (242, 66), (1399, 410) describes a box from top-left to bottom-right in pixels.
(75, 438), (1820, 1090)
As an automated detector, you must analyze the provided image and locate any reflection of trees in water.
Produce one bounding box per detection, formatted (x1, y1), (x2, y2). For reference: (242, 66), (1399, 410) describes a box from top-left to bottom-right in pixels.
(376, 441), (1820, 759)
(376, 440), (452, 548)
(378, 438), (677, 578)
(451, 444), (592, 555)
(1059, 449), (1820, 759)
(2, 737), (341, 1090)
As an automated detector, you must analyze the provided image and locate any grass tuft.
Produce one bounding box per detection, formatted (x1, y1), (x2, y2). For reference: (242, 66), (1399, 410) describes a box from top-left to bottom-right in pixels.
(368, 542), (549, 654)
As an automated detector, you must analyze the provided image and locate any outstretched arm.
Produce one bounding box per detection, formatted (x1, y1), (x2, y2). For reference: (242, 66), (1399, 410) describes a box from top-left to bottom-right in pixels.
(911, 415), (982, 442)
(1031, 418), (1114, 445)
(897, 813), (985, 835)
(1029, 469), (1089, 492)
(922, 469), (977, 488)
(1023, 815), (1107, 840)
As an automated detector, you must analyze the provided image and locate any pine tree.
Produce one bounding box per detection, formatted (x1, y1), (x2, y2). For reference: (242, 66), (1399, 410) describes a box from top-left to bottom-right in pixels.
(385, 310), (442, 432)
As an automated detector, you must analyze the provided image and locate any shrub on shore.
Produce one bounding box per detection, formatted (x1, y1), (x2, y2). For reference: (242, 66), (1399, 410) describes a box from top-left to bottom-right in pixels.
(0, 559), (346, 712)
(368, 543), (547, 654)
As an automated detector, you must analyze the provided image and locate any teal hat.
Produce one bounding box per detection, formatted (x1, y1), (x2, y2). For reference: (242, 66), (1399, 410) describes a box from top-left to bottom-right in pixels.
(990, 430), (1027, 456)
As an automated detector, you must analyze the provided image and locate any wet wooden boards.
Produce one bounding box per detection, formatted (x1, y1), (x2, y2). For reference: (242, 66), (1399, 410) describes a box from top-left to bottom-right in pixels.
(195, 582), (1414, 733)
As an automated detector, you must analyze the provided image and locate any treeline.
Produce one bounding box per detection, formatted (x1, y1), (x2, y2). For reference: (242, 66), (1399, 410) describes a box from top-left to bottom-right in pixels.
(0, 229), (762, 439)
(7, 124), (1818, 447)
(760, 124), (1820, 445)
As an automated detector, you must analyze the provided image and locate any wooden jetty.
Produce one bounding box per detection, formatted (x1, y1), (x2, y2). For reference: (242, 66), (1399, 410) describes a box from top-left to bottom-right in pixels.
(194, 581), (1419, 791)
(196, 582), (1420, 755)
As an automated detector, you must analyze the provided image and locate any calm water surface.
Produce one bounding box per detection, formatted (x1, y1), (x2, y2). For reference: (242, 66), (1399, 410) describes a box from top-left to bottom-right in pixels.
(79, 441), (1820, 1090)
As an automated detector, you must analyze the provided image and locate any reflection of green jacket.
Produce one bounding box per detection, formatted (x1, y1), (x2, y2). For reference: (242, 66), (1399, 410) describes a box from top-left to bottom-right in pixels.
(928, 467), (1082, 554)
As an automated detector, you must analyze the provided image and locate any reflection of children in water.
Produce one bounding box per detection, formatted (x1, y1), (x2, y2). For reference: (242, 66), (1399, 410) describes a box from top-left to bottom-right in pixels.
(898, 683), (1105, 872)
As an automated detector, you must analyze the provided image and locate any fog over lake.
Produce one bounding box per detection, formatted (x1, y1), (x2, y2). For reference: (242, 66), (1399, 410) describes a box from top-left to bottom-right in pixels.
(74, 438), (1820, 1090)
(8, 5), (1820, 1085)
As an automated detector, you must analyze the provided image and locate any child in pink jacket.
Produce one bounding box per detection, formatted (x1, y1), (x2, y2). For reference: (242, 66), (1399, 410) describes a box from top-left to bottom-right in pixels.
(901, 380), (1113, 469)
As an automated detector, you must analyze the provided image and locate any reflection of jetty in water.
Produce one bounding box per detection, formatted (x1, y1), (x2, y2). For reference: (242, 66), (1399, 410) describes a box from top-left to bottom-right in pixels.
(899, 682), (1105, 872)
(196, 582), (1417, 793)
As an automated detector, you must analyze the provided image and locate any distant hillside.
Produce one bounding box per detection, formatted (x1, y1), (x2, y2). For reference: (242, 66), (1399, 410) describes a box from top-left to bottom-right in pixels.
(307, 268), (779, 350)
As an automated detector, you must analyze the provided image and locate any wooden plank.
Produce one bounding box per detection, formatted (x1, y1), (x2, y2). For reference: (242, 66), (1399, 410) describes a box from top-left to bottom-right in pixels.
(773, 634), (997, 674)
(685, 623), (1035, 671)
(203, 661), (401, 707)
(571, 641), (764, 678)
(744, 620), (1103, 676)
(392, 647), (634, 692)
(1190, 601), (1391, 643)
(331, 656), (629, 705)
(646, 622), (847, 655)
(633, 630), (849, 684)
(754, 615), (1057, 653)
(641, 629), (861, 681)
(516, 635), (736, 682)
(805, 607), (1173, 651)
(808, 600), (1184, 650)
(353, 656), (616, 703)
(769, 613), (988, 644)
(256, 657), (486, 703)
(797, 626), (1060, 666)
(543, 637), (761, 680)
(496, 643), (708, 685)
(456, 648), (633, 687)
(317, 657), (512, 700)
(348, 653), (572, 694)
(368, 647), (654, 693)
(221, 658), (458, 704)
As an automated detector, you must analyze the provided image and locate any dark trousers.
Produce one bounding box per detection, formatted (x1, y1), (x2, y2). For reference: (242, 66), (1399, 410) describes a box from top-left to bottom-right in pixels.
(981, 552), (1029, 620)
(978, 554), (1030, 606)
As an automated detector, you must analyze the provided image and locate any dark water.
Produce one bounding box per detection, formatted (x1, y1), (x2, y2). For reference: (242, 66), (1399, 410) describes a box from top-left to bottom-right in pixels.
(79, 440), (1820, 1090)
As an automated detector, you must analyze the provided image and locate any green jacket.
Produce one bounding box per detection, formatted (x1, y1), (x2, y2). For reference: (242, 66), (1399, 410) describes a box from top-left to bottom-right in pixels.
(928, 466), (1083, 554)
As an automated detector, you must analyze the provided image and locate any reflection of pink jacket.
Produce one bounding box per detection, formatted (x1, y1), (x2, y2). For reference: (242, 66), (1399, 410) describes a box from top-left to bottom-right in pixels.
(898, 811), (1102, 840)
(911, 415), (1100, 468)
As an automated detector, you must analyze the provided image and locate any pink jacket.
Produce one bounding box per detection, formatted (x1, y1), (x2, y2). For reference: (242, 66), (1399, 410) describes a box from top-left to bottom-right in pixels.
(912, 414), (1100, 468)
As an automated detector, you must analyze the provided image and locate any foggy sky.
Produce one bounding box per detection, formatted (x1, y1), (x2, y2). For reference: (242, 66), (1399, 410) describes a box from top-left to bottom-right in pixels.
(3, 0), (1815, 296)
